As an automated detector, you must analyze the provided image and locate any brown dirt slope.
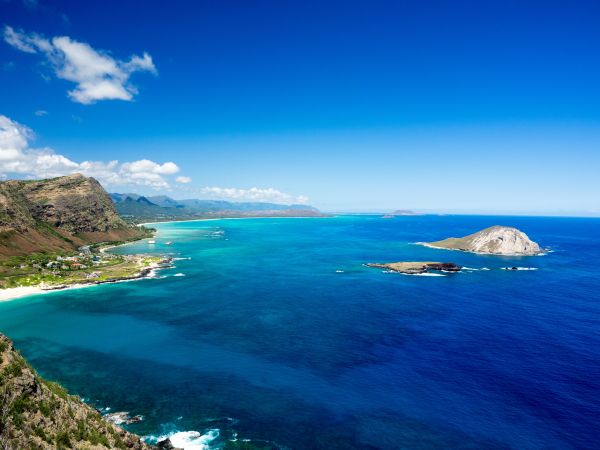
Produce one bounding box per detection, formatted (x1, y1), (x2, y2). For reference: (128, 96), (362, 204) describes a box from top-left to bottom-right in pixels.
(0, 174), (145, 258)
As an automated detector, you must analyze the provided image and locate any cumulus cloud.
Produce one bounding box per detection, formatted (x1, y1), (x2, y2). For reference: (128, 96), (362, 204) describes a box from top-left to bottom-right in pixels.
(3, 26), (156, 104)
(0, 114), (186, 189)
(200, 186), (308, 204)
(176, 176), (192, 184)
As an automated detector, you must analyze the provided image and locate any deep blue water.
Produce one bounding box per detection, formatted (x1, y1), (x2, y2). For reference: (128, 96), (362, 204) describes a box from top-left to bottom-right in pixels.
(0, 215), (599, 449)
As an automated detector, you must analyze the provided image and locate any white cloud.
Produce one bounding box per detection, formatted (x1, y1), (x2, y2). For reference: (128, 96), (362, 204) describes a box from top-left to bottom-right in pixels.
(200, 186), (308, 204)
(121, 159), (179, 175)
(3, 26), (38, 53)
(3, 26), (156, 104)
(34, 110), (48, 116)
(0, 114), (183, 189)
(176, 176), (192, 184)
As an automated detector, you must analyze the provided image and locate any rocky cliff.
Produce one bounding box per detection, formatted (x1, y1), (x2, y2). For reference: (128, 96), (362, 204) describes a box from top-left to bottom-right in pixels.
(0, 334), (152, 450)
(426, 226), (542, 256)
(0, 174), (145, 257)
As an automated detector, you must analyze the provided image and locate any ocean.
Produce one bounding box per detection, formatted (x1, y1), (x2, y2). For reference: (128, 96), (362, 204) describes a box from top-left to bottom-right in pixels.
(0, 215), (599, 449)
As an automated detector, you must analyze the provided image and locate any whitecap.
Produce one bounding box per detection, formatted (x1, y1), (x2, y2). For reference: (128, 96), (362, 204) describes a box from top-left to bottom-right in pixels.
(401, 272), (446, 277)
(501, 267), (538, 271)
(335, 270), (344, 273)
(152, 430), (220, 450)
(174, 273), (186, 277)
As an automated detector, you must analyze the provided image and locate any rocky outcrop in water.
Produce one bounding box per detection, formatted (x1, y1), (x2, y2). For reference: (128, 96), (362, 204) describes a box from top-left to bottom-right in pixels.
(426, 226), (542, 256)
(0, 333), (152, 449)
(366, 261), (462, 274)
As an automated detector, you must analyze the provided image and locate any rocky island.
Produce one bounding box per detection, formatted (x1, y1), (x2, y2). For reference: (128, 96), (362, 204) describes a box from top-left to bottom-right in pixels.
(382, 210), (419, 218)
(367, 261), (462, 274)
(424, 226), (542, 256)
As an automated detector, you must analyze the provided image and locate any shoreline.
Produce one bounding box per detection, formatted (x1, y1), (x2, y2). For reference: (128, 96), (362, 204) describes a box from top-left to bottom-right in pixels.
(1, 216), (326, 303)
(137, 214), (334, 227)
(0, 258), (172, 303)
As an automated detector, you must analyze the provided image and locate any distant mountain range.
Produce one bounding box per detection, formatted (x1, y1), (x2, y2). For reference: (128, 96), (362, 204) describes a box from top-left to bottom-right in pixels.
(110, 193), (325, 222)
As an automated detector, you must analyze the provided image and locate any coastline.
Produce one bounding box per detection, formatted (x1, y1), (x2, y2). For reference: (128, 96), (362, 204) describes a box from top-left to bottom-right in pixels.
(137, 214), (334, 227)
(0, 216), (328, 303)
(0, 258), (172, 303)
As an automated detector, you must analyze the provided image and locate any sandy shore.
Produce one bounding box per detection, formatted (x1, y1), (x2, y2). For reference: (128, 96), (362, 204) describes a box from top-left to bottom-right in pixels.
(0, 260), (171, 303)
(0, 286), (48, 302)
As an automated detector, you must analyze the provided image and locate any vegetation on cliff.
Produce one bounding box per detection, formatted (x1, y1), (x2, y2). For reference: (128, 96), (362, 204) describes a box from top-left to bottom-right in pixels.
(0, 334), (151, 450)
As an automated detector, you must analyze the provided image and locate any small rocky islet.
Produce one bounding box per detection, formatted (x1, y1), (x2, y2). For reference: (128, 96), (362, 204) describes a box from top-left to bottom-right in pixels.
(366, 261), (462, 274)
(367, 226), (543, 275)
(424, 225), (542, 256)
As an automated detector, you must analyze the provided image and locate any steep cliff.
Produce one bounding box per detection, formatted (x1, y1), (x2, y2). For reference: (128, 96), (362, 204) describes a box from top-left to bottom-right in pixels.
(426, 226), (542, 256)
(0, 334), (152, 450)
(0, 174), (145, 257)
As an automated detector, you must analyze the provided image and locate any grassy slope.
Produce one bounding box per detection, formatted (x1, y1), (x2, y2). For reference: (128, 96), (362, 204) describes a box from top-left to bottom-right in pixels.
(0, 334), (152, 450)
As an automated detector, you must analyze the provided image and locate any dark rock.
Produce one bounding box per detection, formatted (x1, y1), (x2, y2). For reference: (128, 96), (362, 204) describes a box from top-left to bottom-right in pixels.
(157, 438), (183, 450)
(425, 262), (462, 272)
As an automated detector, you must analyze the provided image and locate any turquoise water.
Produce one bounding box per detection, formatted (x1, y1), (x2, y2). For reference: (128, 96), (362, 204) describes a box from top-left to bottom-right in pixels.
(0, 215), (599, 449)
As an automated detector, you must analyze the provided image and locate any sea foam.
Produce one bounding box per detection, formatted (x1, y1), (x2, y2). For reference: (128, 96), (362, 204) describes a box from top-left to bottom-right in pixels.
(148, 429), (219, 450)
(400, 272), (446, 277)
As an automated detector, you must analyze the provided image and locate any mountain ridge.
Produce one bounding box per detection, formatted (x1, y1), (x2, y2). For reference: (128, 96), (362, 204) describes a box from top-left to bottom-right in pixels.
(0, 175), (146, 258)
(110, 192), (325, 222)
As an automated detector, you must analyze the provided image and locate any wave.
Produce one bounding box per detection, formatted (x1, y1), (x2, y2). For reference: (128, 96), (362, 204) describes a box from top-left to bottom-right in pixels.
(381, 269), (446, 277)
(173, 257), (192, 261)
(501, 267), (538, 271)
(174, 273), (186, 277)
(146, 430), (220, 450)
(335, 270), (345, 273)
(400, 272), (446, 277)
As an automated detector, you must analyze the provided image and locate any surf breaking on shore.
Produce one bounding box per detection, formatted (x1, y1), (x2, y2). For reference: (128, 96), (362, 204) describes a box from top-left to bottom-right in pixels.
(0, 251), (173, 302)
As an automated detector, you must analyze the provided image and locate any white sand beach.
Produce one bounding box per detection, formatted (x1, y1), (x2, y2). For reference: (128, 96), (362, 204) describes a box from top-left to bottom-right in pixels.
(0, 286), (47, 302)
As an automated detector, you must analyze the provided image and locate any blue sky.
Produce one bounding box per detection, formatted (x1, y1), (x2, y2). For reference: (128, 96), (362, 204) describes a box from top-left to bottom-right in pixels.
(1, 0), (599, 214)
